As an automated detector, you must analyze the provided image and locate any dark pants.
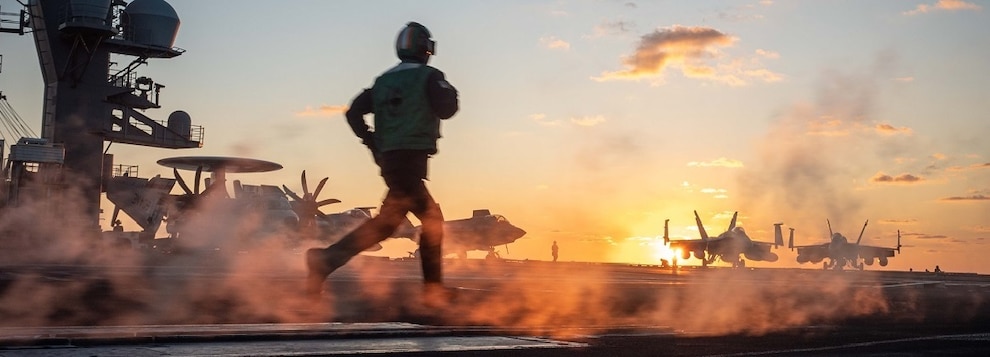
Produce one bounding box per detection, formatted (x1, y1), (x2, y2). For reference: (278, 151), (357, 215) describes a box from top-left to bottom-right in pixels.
(324, 150), (445, 284)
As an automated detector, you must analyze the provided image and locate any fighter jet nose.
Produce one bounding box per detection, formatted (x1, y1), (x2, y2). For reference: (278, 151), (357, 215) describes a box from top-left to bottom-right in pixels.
(510, 225), (526, 239)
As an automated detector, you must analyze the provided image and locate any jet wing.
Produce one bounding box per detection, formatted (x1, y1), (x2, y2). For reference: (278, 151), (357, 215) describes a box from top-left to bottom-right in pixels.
(786, 227), (828, 255)
(855, 245), (897, 259)
(791, 242), (832, 264)
(751, 240), (781, 248)
(792, 243), (830, 256)
(668, 239), (709, 252)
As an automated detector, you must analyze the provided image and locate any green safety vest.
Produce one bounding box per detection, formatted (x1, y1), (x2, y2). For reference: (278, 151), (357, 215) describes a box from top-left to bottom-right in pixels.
(371, 63), (441, 153)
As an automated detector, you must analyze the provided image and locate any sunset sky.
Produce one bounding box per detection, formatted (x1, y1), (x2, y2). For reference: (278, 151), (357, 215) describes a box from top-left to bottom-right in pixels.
(1, 0), (988, 272)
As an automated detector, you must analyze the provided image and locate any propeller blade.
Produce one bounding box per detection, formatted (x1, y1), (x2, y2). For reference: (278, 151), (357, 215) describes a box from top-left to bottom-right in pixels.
(174, 168), (192, 195)
(201, 179), (218, 196)
(283, 185), (304, 202)
(194, 166), (203, 194)
(316, 198), (342, 207)
(111, 205), (121, 226)
(301, 170), (309, 195)
(314, 177), (328, 198)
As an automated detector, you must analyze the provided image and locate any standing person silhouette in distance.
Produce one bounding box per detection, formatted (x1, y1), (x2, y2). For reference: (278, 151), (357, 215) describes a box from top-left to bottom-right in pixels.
(306, 22), (459, 300)
(552, 241), (559, 262)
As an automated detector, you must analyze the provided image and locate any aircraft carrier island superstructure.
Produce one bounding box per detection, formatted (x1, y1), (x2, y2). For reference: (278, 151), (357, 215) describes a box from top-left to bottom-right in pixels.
(0, 0), (203, 236)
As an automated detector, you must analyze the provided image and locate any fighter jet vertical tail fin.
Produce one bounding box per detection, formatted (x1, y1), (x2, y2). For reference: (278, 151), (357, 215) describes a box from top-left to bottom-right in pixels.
(856, 219), (869, 245)
(788, 228), (795, 250)
(663, 219), (670, 245)
(773, 223), (784, 248)
(728, 211), (738, 231)
(694, 210), (709, 241)
(896, 229), (902, 253)
(827, 219), (833, 238)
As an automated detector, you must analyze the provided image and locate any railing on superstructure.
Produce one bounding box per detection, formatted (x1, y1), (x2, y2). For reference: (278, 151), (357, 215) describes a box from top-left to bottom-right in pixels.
(111, 164), (138, 178)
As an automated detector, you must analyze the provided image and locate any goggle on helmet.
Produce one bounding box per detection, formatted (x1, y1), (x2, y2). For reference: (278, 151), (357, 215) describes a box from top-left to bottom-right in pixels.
(396, 22), (436, 61)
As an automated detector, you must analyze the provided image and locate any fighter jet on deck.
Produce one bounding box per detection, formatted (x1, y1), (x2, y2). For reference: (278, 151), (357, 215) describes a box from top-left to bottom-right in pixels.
(665, 211), (783, 268)
(403, 209), (527, 258)
(789, 220), (902, 270)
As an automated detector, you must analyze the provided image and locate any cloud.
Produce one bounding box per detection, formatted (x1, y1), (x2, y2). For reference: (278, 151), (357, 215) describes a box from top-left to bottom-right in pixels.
(539, 36), (571, 50)
(879, 218), (918, 225)
(294, 105), (347, 118)
(755, 49), (780, 59)
(700, 188), (729, 199)
(570, 115), (606, 127)
(532, 114), (606, 127)
(893, 77), (915, 83)
(875, 123), (913, 135)
(947, 162), (990, 171)
(940, 194), (990, 201)
(870, 172), (924, 184)
(903, 0), (982, 15)
(804, 119), (914, 137)
(901, 232), (949, 240)
(687, 157), (744, 168)
(805, 117), (850, 136)
(593, 25), (782, 86)
(530, 113), (562, 127)
(589, 20), (637, 38)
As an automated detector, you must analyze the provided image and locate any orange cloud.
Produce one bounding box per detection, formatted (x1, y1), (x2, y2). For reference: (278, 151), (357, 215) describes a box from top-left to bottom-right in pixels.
(806, 117), (849, 136)
(903, 0), (982, 15)
(687, 157), (744, 168)
(875, 123), (913, 135)
(947, 162), (990, 171)
(879, 218), (918, 225)
(570, 115), (606, 127)
(755, 49), (779, 59)
(589, 20), (636, 38)
(870, 172), (924, 184)
(940, 194), (990, 201)
(539, 36), (571, 50)
(700, 188), (729, 199)
(294, 105), (347, 118)
(530, 113), (563, 127)
(593, 26), (781, 85)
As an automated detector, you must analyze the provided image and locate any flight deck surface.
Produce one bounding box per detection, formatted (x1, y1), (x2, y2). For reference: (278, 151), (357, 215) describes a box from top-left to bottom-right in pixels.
(1, 257), (988, 356)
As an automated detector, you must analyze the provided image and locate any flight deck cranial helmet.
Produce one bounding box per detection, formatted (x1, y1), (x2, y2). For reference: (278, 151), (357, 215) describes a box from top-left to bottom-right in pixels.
(396, 22), (436, 63)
